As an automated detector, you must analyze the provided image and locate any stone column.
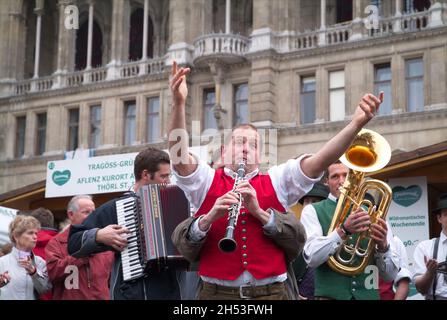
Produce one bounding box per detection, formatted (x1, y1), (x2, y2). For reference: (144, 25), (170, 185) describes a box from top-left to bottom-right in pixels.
(107, 0), (129, 80)
(33, 5), (44, 79)
(225, 0), (231, 33)
(139, 0), (150, 75)
(395, 0), (402, 14)
(318, 0), (327, 45)
(393, 0), (403, 32)
(0, 0), (25, 97)
(53, 0), (76, 88)
(166, 0), (194, 66)
(350, 0), (365, 41)
(86, 0), (94, 70)
(142, 0), (149, 60)
(320, 0), (326, 29)
(250, 0), (274, 52)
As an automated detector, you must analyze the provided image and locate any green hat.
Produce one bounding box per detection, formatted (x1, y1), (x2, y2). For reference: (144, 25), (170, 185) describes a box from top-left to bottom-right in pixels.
(299, 182), (329, 204)
(433, 193), (447, 214)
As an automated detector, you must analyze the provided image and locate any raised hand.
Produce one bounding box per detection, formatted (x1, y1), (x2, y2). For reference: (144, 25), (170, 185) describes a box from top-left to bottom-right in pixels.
(170, 60), (190, 107)
(352, 92), (384, 128)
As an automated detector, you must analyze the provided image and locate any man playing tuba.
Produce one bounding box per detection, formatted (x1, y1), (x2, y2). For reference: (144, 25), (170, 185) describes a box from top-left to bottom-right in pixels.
(301, 161), (399, 300)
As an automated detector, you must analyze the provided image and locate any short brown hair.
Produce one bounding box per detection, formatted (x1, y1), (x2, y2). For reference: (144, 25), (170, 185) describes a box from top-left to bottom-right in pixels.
(31, 207), (55, 228)
(134, 147), (170, 181)
(324, 160), (343, 181)
(9, 215), (40, 244)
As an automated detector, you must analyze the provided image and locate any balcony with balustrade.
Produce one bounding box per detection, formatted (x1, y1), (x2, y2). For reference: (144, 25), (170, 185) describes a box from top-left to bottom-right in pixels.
(192, 33), (250, 67)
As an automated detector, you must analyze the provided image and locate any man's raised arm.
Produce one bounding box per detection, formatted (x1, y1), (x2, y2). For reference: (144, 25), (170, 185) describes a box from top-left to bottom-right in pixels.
(168, 61), (197, 176)
(301, 92), (384, 178)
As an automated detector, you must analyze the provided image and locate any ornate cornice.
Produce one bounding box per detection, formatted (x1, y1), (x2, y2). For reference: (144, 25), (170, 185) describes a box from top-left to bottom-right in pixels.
(278, 107), (447, 137)
(246, 26), (447, 62)
(0, 71), (171, 106)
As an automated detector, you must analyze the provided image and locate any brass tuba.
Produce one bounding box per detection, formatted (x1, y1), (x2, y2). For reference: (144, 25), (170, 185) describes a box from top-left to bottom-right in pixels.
(327, 129), (392, 276)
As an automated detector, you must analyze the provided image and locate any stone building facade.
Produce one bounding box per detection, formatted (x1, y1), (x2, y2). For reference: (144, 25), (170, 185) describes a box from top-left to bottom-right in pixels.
(0, 0), (446, 193)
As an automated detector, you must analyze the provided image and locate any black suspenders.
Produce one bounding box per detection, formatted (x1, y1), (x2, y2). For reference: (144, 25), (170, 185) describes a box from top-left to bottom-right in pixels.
(432, 237), (440, 300)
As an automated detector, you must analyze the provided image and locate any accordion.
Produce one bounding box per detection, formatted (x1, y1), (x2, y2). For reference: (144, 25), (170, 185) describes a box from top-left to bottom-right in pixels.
(116, 184), (190, 282)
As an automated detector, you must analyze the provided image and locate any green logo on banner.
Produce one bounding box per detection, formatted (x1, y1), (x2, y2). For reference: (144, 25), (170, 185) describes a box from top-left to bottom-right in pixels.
(392, 185), (422, 207)
(52, 170), (71, 186)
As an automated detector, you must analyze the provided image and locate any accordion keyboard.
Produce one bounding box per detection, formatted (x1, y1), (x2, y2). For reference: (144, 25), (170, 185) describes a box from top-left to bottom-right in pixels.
(116, 197), (145, 282)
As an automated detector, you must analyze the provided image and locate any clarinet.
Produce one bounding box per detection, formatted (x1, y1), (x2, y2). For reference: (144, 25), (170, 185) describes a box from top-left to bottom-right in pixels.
(218, 162), (246, 253)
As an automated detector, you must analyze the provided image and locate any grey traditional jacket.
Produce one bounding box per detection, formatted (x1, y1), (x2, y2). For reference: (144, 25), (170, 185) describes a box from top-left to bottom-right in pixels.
(171, 209), (306, 300)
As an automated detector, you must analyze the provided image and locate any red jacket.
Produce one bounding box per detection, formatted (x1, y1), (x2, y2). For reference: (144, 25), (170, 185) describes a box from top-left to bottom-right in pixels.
(45, 227), (114, 300)
(34, 228), (58, 259)
(34, 228), (58, 300)
(195, 169), (287, 280)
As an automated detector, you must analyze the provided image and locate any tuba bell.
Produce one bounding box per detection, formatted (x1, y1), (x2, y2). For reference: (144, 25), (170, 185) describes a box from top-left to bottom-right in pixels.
(327, 129), (392, 276)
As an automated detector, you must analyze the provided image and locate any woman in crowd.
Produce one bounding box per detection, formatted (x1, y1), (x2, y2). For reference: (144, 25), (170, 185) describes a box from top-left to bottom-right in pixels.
(0, 215), (51, 300)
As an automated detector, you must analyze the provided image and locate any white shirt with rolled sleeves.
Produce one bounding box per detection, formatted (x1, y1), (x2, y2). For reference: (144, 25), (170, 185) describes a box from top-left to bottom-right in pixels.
(173, 152), (322, 286)
(391, 235), (412, 285)
(413, 232), (447, 299)
(300, 193), (399, 282)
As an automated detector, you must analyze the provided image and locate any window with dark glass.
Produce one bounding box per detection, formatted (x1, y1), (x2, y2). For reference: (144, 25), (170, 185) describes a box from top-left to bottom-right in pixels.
(203, 89), (217, 130)
(336, 0), (353, 23)
(89, 105), (101, 148)
(300, 76), (316, 124)
(147, 97), (160, 143)
(75, 20), (103, 70)
(234, 83), (249, 125)
(35, 113), (47, 155)
(374, 64), (392, 115)
(68, 108), (79, 151)
(406, 58), (424, 112)
(124, 101), (137, 145)
(128, 8), (154, 61)
(403, 0), (431, 13)
(15, 116), (26, 158)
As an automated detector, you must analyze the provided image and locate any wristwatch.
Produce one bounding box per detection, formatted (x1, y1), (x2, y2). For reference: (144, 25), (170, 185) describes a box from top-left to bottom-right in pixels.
(376, 243), (390, 253)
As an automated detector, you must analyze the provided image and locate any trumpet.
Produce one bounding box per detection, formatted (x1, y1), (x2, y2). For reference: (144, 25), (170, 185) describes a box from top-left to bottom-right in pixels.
(218, 162), (245, 253)
(327, 129), (393, 276)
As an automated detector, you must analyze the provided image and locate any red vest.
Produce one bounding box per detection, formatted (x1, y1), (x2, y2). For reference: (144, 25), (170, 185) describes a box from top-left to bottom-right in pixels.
(379, 278), (395, 300)
(195, 169), (287, 280)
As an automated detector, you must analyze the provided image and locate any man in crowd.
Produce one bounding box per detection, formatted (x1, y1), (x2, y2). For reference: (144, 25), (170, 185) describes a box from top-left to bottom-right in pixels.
(45, 195), (114, 300)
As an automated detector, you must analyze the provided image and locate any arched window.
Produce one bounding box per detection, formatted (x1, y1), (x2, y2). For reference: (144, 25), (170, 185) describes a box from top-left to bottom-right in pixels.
(128, 8), (154, 61)
(336, 0), (353, 23)
(403, 0), (431, 13)
(212, 0), (252, 35)
(75, 20), (103, 70)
